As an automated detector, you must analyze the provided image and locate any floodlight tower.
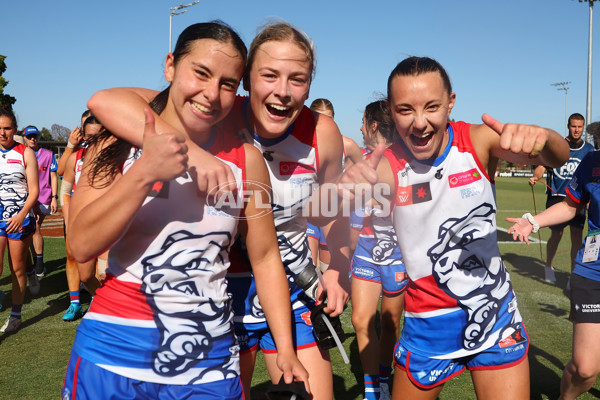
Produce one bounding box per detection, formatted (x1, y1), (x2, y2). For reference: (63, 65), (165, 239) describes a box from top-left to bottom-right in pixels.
(578, 0), (599, 142)
(551, 81), (571, 135)
(169, 1), (200, 53)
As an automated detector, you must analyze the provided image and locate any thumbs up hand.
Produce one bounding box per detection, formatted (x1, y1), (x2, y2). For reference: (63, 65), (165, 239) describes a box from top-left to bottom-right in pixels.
(139, 108), (189, 182)
(482, 113), (548, 158)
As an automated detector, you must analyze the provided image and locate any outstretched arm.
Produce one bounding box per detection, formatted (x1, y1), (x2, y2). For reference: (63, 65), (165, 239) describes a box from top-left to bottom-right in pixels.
(240, 144), (310, 393)
(507, 196), (582, 244)
(473, 114), (569, 171)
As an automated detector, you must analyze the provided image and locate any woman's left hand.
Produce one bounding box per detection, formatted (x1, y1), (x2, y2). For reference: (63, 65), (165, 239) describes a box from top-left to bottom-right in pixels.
(506, 217), (533, 244)
(50, 198), (58, 214)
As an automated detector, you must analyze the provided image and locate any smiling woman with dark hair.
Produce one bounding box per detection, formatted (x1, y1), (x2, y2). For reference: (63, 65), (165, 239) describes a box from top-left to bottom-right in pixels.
(342, 55), (570, 399)
(62, 22), (308, 399)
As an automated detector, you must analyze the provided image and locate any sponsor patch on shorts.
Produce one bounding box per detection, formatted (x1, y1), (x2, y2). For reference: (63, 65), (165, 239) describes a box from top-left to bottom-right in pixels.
(395, 272), (406, 282)
(498, 328), (527, 349)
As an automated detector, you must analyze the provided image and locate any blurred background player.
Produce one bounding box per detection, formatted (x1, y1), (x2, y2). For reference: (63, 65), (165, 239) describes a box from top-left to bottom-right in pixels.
(350, 100), (406, 400)
(23, 125), (58, 277)
(0, 106), (40, 333)
(529, 113), (594, 283)
(58, 115), (102, 321)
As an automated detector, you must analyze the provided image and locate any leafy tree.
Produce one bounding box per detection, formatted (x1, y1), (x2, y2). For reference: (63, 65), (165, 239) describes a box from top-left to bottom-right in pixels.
(587, 121), (600, 149)
(39, 127), (53, 141)
(51, 124), (71, 141)
(0, 55), (16, 108)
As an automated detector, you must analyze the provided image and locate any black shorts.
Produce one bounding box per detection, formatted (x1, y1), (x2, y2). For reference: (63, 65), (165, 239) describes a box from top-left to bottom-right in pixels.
(569, 273), (600, 323)
(546, 196), (586, 231)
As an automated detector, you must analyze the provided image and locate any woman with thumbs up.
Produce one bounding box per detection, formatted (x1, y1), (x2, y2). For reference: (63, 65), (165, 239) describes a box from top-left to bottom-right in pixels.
(342, 56), (569, 400)
(62, 21), (308, 400)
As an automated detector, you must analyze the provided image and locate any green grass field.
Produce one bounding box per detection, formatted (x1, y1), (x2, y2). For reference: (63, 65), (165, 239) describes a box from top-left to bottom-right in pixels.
(0, 177), (599, 399)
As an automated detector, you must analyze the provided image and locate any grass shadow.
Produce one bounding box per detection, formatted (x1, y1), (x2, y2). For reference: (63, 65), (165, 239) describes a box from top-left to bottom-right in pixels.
(528, 344), (564, 399)
(0, 292), (68, 346)
(538, 302), (568, 318)
(503, 252), (570, 288)
(340, 331), (362, 399)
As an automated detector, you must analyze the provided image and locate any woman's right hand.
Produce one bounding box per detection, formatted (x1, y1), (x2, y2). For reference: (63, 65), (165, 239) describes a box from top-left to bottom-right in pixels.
(6, 212), (26, 234)
(138, 109), (188, 183)
(275, 349), (311, 396)
(528, 176), (538, 187)
(68, 126), (83, 147)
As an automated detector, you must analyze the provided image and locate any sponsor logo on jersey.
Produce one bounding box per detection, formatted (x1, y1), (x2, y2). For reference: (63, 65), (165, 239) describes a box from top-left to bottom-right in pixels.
(279, 161), (315, 176)
(448, 168), (481, 188)
(40, 166), (47, 171)
(399, 164), (412, 177)
(148, 180), (170, 198)
(555, 158), (584, 179)
(395, 272), (406, 282)
(395, 182), (432, 206)
(289, 176), (313, 188)
(263, 150), (275, 161)
(460, 187), (481, 199)
(7, 159), (22, 165)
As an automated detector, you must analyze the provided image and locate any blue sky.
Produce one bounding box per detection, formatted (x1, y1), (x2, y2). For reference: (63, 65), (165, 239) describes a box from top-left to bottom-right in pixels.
(3, 0), (599, 144)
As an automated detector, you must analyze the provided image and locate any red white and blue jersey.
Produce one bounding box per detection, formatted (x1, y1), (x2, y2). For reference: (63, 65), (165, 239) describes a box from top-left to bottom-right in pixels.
(352, 208), (403, 268)
(0, 143), (30, 221)
(73, 145), (87, 191)
(72, 130), (246, 384)
(384, 121), (522, 359)
(35, 148), (57, 205)
(226, 96), (319, 323)
(566, 151), (600, 281)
